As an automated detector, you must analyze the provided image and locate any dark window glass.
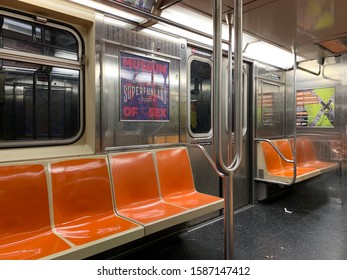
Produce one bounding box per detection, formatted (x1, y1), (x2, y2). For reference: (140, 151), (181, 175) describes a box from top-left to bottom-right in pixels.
(190, 60), (212, 134)
(0, 60), (80, 142)
(0, 15), (78, 60)
(0, 11), (82, 147)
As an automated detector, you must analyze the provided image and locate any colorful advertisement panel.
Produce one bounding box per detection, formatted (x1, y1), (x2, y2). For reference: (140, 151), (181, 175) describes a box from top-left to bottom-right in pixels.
(120, 52), (170, 122)
(100, 0), (155, 13)
(296, 87), (335, 127)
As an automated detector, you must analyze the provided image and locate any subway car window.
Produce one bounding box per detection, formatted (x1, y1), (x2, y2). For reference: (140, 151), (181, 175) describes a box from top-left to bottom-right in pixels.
(0, 11), (83, 147)
(189, 59), (212, 135)
(0, 14), (79, 60)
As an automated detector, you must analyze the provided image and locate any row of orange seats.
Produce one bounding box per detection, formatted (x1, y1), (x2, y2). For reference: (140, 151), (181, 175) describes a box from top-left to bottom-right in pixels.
(258, 138), (338, 183)
(0, 147), (223, 259)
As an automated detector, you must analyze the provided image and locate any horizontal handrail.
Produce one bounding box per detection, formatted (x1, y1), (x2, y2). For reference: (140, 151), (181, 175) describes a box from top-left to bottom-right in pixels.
(254, 137), (297, 186)
(95, 0), (231, 45)
(296, 63), (321, 76)
(105, 143), (179, 152)
(254, 138), (294, 163)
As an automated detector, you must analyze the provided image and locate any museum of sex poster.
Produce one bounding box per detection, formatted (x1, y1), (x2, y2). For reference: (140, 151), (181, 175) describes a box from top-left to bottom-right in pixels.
(120, 52), (170, 122)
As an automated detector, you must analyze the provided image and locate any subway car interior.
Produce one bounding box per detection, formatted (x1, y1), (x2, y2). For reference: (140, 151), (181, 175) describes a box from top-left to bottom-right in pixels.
(0, 0), (346, 260)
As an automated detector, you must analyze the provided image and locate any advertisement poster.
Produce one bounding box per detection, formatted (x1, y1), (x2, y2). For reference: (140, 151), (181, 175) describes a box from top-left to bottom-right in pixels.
(120, 52), (170, 122)
(102, 0), (155, 13)
(296, 87), (335, 127)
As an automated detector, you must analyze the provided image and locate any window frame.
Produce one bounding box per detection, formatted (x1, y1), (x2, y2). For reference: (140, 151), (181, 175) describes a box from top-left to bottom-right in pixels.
(0, 9), (84, 148)
(187, 55), (213, 138)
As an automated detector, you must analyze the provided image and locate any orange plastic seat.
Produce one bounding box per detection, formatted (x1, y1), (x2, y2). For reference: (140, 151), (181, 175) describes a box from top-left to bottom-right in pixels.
(289, 138), (307, 167)
(0, 164), (70, 260)
(260, 141), (285, 176)
(275, 139), (317, 176)
(301, 138), (336, 169)
(109, 152), (187, 234)
(50, 158), (142, 247)
(155, 148), (223, 209)
(258, 137), (338, 184)
(260, 140), (318, 181)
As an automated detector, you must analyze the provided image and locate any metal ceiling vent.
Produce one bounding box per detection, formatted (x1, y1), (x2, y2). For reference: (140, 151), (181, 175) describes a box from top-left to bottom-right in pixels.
(318, 37), (347, 55)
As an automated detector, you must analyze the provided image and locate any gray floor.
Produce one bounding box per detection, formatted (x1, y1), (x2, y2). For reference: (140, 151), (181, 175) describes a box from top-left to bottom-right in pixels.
(234, 191), (347, 259)
(116, 188), (347, 260)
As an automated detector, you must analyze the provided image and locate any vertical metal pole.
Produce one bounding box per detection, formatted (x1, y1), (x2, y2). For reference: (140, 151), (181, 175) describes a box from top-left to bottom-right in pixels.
(213, 0), (243, 260)
(223, 176), (234, 259)
(213, 0), (234, 259)
(213, 0), (223, 164)
(234, 0), (243, 165)
(226, 12), (234, 163)
(225, 12), (234, 261)
(292, 47), (297, 180)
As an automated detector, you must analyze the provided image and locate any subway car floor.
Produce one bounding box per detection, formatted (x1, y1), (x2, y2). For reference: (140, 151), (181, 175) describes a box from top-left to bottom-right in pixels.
(109, 184), (347, 260)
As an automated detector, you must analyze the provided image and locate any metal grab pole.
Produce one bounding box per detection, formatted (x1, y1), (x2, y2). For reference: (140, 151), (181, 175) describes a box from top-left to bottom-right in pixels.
(226, 12), (234, 166)
(292, 47), (298, 182)
(232, 0), (243, 173)
(223, 176), (234, 259)
(213, 0), (223, 168)
(214, 1), (243, 176)
(213, 0), (243, 260)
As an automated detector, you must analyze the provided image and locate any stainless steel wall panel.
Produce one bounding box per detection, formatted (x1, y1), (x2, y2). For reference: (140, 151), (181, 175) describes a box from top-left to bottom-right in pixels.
(97, 16), (185, 150)
(103, 23), (182, 59)
(285, 56), (345, 203)
(254, 62), (286, 139)
(184, 47), (216, 197)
